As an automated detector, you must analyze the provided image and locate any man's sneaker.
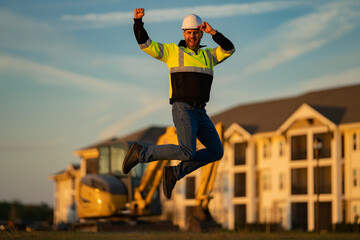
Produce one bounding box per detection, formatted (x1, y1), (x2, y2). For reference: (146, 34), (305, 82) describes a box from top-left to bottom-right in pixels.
(163, 166), (177, 199)
(122, 143), (142, 174)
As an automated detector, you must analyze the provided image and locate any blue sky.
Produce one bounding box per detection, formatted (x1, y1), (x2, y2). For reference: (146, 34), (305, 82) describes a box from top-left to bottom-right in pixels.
(1, 0), (360, 206)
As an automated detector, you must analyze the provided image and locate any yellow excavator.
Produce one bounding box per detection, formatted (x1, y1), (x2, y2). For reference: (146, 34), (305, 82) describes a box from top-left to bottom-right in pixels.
(75, 123), (223, 231)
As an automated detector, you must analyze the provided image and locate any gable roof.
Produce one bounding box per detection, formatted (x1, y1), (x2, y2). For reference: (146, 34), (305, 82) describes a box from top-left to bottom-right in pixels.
(211, 84), (360, 134)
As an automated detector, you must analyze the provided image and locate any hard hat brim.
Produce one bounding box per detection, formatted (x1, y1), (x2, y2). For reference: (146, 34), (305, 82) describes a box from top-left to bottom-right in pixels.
(182, 27), (201, 30)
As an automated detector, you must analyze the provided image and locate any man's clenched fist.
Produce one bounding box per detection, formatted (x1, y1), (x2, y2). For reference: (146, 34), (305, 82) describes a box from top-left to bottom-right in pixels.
(134, 8), (145, 19)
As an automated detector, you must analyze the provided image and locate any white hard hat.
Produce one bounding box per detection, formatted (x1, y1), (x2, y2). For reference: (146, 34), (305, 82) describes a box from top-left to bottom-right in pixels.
(181, 14), (202, 30)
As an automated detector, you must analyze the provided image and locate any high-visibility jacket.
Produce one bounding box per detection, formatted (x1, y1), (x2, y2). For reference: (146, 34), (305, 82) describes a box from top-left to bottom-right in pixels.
(134, 19), (235, 104)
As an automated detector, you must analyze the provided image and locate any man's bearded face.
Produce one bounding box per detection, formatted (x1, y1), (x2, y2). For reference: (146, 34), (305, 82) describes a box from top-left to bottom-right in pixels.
(183, 29), (203, 51)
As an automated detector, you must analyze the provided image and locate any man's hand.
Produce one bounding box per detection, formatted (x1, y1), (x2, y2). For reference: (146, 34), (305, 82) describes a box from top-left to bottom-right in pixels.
(134, 8), (145, 19)
(199, 22), (217, 35)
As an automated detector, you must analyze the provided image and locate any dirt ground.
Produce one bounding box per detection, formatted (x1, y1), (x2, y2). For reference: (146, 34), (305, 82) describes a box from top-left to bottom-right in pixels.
(0, 231), (359, 240)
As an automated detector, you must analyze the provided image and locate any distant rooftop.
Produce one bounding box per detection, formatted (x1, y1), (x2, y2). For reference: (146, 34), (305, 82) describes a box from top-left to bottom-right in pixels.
(211, 84), (360, 134)
(51, 163), (80, 176)
(76, 126), (167, 151)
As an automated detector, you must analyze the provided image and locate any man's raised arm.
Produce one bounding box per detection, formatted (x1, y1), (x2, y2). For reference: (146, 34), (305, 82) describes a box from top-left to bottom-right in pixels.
(199, 21), (234, 52)
(133, 8), (149, 45)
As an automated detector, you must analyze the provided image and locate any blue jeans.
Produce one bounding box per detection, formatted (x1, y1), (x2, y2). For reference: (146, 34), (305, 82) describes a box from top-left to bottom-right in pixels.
(139, 102), (223, 180)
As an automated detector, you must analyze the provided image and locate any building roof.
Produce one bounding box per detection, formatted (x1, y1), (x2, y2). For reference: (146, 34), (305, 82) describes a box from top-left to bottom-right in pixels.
(50, 163), (80, 177)
(211, 84), (360, 134)
(76, 126), (167, 151)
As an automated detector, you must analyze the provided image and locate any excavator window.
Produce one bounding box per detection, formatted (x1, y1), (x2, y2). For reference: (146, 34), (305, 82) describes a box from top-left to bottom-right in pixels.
(98, 144), (127, 176)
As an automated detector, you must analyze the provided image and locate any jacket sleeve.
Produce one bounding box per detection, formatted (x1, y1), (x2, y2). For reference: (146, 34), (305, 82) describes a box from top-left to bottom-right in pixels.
(133, 18), (169, 63)
(211, 31), (235, 65)
(133, 18), (149, 44)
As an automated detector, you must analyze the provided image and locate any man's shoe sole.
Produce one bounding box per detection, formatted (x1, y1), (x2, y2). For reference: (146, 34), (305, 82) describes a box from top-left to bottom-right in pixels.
(163, 167), (175, 199)
(122, 143), (140, 174)
(163, 167), (170, 199)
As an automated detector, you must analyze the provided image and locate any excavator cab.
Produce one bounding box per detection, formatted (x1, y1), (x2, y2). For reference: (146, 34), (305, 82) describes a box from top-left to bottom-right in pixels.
(76, 140), (162, 219)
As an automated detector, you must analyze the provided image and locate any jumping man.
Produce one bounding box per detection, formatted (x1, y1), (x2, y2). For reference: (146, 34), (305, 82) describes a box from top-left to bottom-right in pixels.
(123, 8), (235, 199)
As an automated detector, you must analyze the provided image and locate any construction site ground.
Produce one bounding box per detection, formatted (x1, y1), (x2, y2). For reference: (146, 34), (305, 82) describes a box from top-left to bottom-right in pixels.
(0, 231), (359, 240)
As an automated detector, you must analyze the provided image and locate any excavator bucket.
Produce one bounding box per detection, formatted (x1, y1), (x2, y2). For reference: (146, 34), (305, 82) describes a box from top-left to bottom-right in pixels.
(187, 206), (220, 232)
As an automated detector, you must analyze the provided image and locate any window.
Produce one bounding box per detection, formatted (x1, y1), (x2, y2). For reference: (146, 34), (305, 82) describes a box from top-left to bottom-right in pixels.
(291, 135), (307, 160)
(263, 173), (272, 191)
(234, 142), (246, 165)
(313, 166), (332, 194)
(71, 195), (76, 206)
(354, 133), (357, 151)
(314, 202), (332, 231)
(263, 141), (271, 159)
(234, 173), (246, 197)
(341, 135), (345, 158)
(279, 140), (284, 157)
(255, 171), (259, 197)
(291, 168), (307, 195)
(263, 207), (269, 222)
(255, 143), (258, 165)
(99, 144), (130, 176)
(278, 207), (283, 224)
(186, 176), (196, 199)
(313, 132), (332, 159)
(279, 173), (285, 190)
(354, 169), (358, 187)
(263, 143), (266, 159)
(342, 165), (345, 194)
(99, 146), (110, 174)
(86, 158), (98, 174)
(291, 202), (308, 231)
(234, 204), (246, 229)
(111, 144), (126, 176)
(354, 205), (358, 217)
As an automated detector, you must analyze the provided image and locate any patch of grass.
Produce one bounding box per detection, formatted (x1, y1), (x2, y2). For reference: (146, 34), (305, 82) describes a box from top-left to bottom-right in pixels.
(0, 231), (359, 240)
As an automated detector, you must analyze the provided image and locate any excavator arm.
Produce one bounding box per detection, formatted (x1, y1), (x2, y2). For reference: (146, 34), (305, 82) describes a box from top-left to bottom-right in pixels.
(130, 127), (178, 216)
(131, 160), (169, 215)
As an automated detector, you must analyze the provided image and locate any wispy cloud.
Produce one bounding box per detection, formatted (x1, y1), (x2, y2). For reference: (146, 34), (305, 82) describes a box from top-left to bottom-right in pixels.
(0, 54), (167, 108)
(225, 0), (360, 82)
(0, 9), (86, 60)
(0, 54), (122, 93)
(61, 1), (307, 28)
(300, 67), (360, 91)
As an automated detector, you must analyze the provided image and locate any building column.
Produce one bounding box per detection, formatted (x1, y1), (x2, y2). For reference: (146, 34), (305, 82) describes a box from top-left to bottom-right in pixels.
(343, 130), (351, 222)
(308, 199), (315, 231)
(247, 139), (256, 223)
(332, 128), (342, 223)
(227, 143), (235, 230)
(308, 131), (315, 231)
(285, 200), (291, 230)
